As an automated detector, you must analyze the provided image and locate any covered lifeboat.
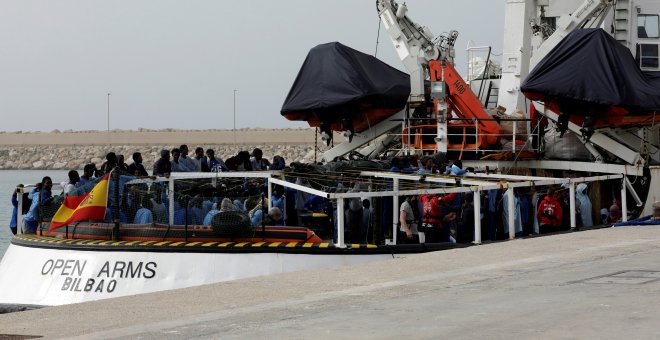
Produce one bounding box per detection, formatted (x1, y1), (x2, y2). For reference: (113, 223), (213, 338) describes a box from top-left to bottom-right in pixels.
(521, 28), (660, 137)
(281, 42), (410, 142)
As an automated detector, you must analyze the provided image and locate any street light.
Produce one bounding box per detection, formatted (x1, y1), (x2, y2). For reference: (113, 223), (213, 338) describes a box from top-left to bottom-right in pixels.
(107, 92), (111, 146)
(233, 89), (237, 143)
(233, 89), (237, 130)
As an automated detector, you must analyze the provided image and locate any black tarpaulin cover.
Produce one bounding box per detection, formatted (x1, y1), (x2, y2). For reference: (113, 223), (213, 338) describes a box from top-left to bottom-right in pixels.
(522, 28), (660, 112)
(281, 42), (410, 131)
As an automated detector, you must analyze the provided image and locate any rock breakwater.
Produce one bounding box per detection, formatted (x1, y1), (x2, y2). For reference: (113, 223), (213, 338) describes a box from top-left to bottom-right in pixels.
(0, 144), (325, 170)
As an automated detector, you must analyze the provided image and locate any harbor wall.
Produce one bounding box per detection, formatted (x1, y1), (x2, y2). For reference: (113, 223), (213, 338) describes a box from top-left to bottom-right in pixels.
(0, 128), (336, 170)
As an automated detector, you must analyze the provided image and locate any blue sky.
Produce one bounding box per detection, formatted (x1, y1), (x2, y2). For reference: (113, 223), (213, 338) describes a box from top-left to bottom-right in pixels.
(0, 0), (504, 132)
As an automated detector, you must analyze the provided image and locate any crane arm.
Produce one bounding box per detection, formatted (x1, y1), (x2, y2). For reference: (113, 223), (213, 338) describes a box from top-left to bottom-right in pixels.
(377, 0), (458, 102)
(430, 61), (500, 147)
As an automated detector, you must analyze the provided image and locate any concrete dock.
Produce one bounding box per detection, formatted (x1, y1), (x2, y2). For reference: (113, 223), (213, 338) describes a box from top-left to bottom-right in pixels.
(2, 225), (660, 339)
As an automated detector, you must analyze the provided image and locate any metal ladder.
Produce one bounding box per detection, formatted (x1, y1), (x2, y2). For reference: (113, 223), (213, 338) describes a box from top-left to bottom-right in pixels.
(483, 81), (500, 109)
(614, 0), (632, 48)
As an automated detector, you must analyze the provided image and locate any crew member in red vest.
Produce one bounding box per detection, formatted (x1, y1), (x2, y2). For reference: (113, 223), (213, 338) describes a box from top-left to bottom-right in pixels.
(537, 187), (563, 233)
(420, 193), (457, 243)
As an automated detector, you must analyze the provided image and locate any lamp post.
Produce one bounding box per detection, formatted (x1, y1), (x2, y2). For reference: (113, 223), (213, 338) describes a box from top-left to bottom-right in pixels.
(233, 89), (237, 143)
(107, 92), (111, 146)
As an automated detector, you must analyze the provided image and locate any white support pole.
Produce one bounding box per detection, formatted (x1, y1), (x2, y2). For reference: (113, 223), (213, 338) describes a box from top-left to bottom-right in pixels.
(569, 182), (576, 229)
(168, 178), (175, 226)
(621, 177), (628, 222)
(392, 179), (400, 245)
(512, 121), (517, 153)
(267, 178), (273, 210)
(507, 188), (515, 239)
(473, 190), (482, 244)
(336, 198), (345, 248)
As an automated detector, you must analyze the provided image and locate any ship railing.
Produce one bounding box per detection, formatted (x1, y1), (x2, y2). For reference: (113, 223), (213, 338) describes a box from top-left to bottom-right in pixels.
(399, 116), (541, 158)
(270, 170), (626, 248)
(14, 170), (632, 249)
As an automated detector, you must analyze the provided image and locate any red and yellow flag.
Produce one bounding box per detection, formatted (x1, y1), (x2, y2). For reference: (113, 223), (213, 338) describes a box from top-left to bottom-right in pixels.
(49, 173), (111, 231)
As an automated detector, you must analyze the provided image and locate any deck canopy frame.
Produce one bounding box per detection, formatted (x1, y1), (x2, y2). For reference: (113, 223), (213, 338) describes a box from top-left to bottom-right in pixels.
(269, 170), (625, 247)
(16, 170), (627, 248)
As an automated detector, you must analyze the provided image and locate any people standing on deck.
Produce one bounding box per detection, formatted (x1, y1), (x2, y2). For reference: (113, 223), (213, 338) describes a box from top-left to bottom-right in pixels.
(194, 147), (210, 172)
(178, 145), (199, 172)
(344, 198), (363, 243)
(153, 149), (172, 177)
(225, 151), (252, 171)
(398, 195), (419, 244)
(117, 154), (129, 172)
(206, 149), (229, 172)
(170, 148), (185, 172)
(78, 164), (96, 187)
(128, 152), (149, 177)
(360, 199), (374, 243)
(537, 187), (562, 234)
(99, 152), (118, 174)
(237, 151), (253, 171)
(269, 155), (286, 170)
(250, 148), (271, 171)
(457, 193), (476, 243)
(609, 198), (623, 223)
(420, 193), (458, 243)
(502, 188), (523, 238)
(575, 183), (593, 229)
(23, 177), (54, 234)
(60, 170), (80, 195)
(559, 188), (572, 230)
(9, 184), (24, 235)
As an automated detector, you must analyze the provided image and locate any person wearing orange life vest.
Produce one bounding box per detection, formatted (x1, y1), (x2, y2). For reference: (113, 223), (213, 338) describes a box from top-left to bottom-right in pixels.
(420, 193), (458, 243)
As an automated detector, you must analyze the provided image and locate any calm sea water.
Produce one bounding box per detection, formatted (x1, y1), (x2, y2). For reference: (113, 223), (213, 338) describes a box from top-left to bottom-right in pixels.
(0, 170), (70, 258)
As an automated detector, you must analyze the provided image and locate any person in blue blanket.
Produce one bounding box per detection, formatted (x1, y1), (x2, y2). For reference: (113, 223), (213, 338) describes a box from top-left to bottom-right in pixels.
(9, 184), (24, 235)
(23, 177), (54, 234)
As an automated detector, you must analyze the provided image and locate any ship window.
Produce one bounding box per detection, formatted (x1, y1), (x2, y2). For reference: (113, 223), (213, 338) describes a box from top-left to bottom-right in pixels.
(638, 14), (659, 38)
(637, 44), (659, 68)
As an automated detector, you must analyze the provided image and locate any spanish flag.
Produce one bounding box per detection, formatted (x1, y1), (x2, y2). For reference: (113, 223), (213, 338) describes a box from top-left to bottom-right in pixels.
(49, 173), (111, 231)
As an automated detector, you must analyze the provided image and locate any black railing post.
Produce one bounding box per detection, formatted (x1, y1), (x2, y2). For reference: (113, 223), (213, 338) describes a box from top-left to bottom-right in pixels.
(261, 194), (266, 241)
(185, 197), (189, 242)
(112, 168), (120, 240)
(38, 188), (43, 236)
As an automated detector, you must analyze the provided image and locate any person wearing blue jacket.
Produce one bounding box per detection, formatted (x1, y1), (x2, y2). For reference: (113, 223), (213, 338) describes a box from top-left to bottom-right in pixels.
(24, 177), (54, 234)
